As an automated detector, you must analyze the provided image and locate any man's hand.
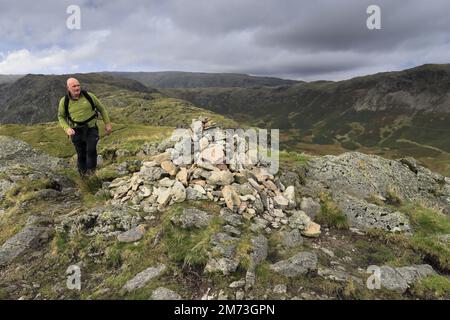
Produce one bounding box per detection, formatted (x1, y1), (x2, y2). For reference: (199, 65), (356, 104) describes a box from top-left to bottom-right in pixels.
(66, 128), (75, 136)
(105, 123), (112, 135)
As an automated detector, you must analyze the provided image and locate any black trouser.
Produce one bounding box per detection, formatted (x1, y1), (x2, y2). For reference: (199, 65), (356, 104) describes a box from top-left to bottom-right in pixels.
(71, 125), (100, 176)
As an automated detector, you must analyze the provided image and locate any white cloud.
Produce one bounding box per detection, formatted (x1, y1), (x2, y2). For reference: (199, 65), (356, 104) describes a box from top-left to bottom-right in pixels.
(0, 30), (110, 74)
(0, 0), (449, 79)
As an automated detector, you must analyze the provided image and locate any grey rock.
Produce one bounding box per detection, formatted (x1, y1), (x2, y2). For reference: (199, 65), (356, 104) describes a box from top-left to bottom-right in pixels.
(117, 226), (145, 243)
(235, 290), (245, 300)
(186, 186), (208, 200)
(219, 208), (243, 227)
(337, 194), (410, 232)
(0, 225), (46, 266)
(0, 136), (65, 172)
(318, 267), (363, 285)
(300, 197), (321, 219)
(151, 287), (182, 300)
(204, 257), (239, 275)
(437, 234), (450, 243)
(223, 225), (241, 236)
(171, 208), (212, 229)
(170, 181), (186, 203)
(283, 186), (296, 204)
(273, 195), (289, 209)
(205, 233), (240, 275)
(122, 264), (166, 292)
(305, 152), (450, 217)
(245, 268), (256, 291)
(288, 210), (311, 230)
(253, 197), (264, 214)
(273, 284), (287, 294)
(156, 187), (172, 206)
(282, 229), (304, 248)
(158, 177), (175, 188)
(380, 264), (436, 293)
(206, 170), (234, 186)
(229, 279), (246, 288)
(157, 138), (175, 152)
(279, 171), (302, 189)
(270, 251), (318, 277)
(250, 217), (269, 232)
(249, 235), (268, 267)
(139, 166), (166, 181)
(60, 205), (142, 237)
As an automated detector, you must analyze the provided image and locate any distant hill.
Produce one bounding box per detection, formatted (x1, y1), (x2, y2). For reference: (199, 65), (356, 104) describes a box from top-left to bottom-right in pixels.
(0, 74), (23, 84)
(104, 71), (299, 88)
(163, 64), (450, 160)
(0, 73), (236, 127)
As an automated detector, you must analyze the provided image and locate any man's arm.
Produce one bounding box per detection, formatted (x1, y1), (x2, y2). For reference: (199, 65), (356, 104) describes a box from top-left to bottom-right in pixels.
(90, 92), (111, 125)
(57, 97), (71, 132)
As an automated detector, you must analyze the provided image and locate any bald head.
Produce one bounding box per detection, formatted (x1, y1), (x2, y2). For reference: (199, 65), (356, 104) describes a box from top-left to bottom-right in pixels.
(67, 77), (81, 99)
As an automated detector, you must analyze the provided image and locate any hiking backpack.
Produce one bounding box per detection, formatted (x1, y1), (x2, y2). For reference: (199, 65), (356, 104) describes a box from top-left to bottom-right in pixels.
(64, 90), (98, 126)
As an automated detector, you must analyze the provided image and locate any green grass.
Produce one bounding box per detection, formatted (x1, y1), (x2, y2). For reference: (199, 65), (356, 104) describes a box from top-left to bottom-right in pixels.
(315, 192), (349, 230)
(354, 239), (396, 266)
(161, 205), (224, 267)
(0, 122), (173, 159)
(411, 275), (450, 299)
(368, 202), (450, 272)
(279, 150), (311, 164)
(401, 203), (450, 271)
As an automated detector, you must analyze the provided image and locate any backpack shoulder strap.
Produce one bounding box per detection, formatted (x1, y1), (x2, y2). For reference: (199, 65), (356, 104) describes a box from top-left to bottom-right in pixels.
(81, 90), (97, 112)
(64, 94), (70, 118)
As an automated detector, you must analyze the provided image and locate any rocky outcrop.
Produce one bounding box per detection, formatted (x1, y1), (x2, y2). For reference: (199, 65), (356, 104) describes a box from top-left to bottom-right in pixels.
(303, 152), (450, 231)
(0, 135), (65, 172)
(0, 216), (50, 267)
(0, 136), (73, 207)
(379, 264), (436, 293)
(58, 205), (144, 238)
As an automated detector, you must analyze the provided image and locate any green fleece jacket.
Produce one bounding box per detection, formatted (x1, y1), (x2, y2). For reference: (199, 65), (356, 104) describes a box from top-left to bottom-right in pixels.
(57, 91), (111, 132)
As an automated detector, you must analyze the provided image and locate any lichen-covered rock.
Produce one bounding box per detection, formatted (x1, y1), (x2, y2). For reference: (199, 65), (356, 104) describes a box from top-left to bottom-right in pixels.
(0, 135), (65, 172)
(122, 264), (166, 292)
(305, 152), (449, 215)
(59, 205), (143, 237)
(117, 225), (146, 243)
(171, 208), (212, 229)
(204, 233), (240, 275)
(336, 194), (411, 232)
(151, 287), (182, 300)
(288, 210), (311, 230)
(304, 152), (450, 231)
(0, 224), (47, 267)
(282, 229), (304, 248)
(300, 197), (321, 219)
(379, 264), (436, 293)
(270, 251), (318, 277)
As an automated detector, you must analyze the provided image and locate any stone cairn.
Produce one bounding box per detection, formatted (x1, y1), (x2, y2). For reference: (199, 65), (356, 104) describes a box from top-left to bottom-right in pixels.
(107, 117), (320, 237)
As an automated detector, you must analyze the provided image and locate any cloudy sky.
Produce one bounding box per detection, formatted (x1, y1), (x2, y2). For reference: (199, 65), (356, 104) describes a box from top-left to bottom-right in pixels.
(0, 0), (449, 80)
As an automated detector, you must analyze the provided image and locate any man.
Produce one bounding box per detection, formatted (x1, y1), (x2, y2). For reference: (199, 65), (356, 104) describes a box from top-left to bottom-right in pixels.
(58, 77), (112, 177)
